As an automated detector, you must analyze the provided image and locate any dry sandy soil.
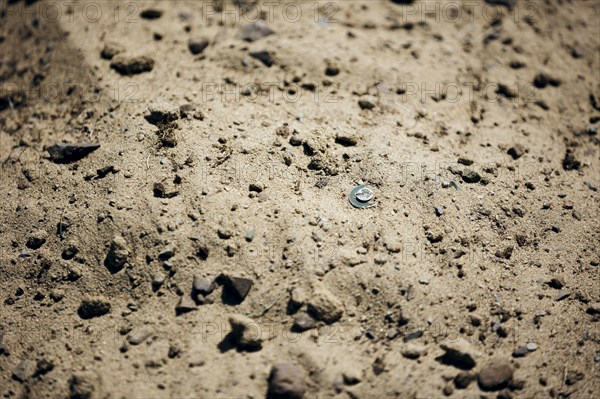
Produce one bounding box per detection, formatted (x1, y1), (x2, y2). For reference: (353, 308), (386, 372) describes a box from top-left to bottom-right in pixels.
(1, 0), (599, 398)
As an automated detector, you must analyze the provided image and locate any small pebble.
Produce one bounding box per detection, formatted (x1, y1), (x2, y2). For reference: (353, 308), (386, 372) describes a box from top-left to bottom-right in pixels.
(526, 342), (538, 351)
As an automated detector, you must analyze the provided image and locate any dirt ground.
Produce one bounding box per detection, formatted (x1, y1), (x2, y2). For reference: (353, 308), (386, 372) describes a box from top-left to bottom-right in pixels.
(1, 0), (599, 398)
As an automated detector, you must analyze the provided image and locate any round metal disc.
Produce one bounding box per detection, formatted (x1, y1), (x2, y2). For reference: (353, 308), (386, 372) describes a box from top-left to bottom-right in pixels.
(349, 185), (375, 209)
(355, 187), (374, 202)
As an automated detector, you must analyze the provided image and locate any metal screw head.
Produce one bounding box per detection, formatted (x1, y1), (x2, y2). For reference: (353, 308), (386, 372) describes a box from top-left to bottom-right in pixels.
(355, 187), (374, 202)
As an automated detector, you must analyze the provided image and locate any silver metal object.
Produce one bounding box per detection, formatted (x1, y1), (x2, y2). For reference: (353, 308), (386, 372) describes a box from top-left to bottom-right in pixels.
(355, 187), (374, 202)
(349, 185), (375, 209)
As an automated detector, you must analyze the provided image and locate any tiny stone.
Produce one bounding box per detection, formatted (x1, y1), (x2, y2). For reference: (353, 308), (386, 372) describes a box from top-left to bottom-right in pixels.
(250, 50), (274, 67)
(526, 342), (538, 351)
(512, 346), (528, 358)
(458, 157), (474, 166)
(454, 371), (474, 389)
(100, 42), (125, 60)
(127, 327), (153, 345)
(548, 278), (564, 289)
(78, 296), (111, 319)
(158, 245), (175, 261)
(358, 98), (375, 110)
(293, 313), (316, 332)
(507, 144), (525, 159)
(188, 37), (209, 55)
(402, 343), (427, 359)
(439, 339), (477, 370)
(189, 358), (205, 367)
(26, 229), (48, 249)
(110, 55), (154, 75)
(443, 383), (454, 396)
(140, 9), (162, 19)
(461, 169), (481, 183)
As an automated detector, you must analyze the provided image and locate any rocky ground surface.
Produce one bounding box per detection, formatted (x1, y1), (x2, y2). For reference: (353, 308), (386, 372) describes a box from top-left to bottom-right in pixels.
(0, 0), (599, 398)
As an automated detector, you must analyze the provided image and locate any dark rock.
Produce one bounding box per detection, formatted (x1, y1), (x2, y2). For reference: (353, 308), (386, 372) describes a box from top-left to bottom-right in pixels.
(548, 278), (564, 289)
(358, 98), (375, 110)
(158, 245), (175, 261)
(458, 157), (474, 166)
(95, 165), (116, 179)
(335, 134), (358, 146)
(292, 313), (316, 332)
(249, 183), (264, 193)
(443, 384), (454, 396)
(425, 229), (443, 243)
(217, 229), (232, 239)
(26, 229), (47, 249)
(47, 142), (100, 163)
(533, 73), (560, 89)
(438, 340), (477, 370)
(495, 83), (517, 99)
(478, 360), (513, 391)
(110, 55), (154, 75)
(565, 369), (584, 385)
(78, 296), (111, 319)
(100, 42), (124, 60)
(220, 275), (253, 303)
(512, 346), (528, 358)
(454, 371), (474, 389)
(238, 22), (275, 42)
(250, 50), (274, 67)
(145, 103), (179, 125)
(563, 149), (580, 170)
(153, 182), (179, 198)
(461, 169), (481, 183)
(188, 37), (209, 55)
(507, 144), (525, 159)
(140, 9), (162, 19)
(325, 63), (340, 76)
(267, 363), (306, 399)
